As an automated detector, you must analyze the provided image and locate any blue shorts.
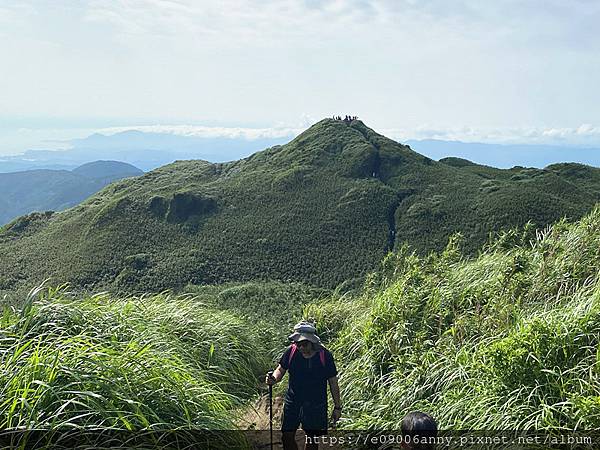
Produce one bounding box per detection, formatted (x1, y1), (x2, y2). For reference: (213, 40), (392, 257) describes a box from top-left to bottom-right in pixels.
(281, 400), (327, 435)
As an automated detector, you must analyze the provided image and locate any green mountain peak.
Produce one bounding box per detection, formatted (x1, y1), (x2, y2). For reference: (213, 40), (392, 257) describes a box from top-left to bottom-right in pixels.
(1, 120), (599, 295)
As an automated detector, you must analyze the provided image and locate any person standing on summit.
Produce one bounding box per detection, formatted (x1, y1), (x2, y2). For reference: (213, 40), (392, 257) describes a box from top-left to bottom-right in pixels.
(265, 321), (342, 450)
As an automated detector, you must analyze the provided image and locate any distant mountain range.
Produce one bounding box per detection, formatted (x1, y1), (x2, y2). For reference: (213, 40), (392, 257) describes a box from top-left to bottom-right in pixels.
(406, 139), (600, 169)
(0, 131), (289, 172)
(0, 161), (143, 225)
(1, 130), (599, 175)
(1, 119), (599, 296)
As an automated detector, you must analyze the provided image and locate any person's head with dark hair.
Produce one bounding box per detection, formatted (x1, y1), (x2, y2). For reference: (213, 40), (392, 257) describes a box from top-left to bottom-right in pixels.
(400, 411), (438, 450)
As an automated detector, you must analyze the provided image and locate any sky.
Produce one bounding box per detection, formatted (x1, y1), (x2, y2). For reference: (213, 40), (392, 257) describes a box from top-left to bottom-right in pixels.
(1, 0), (600, 155)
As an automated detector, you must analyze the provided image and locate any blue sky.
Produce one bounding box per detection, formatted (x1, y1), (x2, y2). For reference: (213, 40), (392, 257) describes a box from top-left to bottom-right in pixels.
(1, 0), (600, 155)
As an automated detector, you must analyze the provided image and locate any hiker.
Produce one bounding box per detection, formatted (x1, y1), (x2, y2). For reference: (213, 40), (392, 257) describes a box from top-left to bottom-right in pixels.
(265, 321), (341, 450)
(400, 411), (438, 450)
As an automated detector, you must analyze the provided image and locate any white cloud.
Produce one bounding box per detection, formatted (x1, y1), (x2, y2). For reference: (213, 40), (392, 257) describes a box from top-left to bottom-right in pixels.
(383, 124), (600, 146)
(95, 122), (600, 146)
(2, 1), (600, 134)
(82, 0), (378, 45)
(79, 0), (593, 49)
(0, 2), (37, 31)
(96, 124), (302, 140)
(81, 0), (526, 51)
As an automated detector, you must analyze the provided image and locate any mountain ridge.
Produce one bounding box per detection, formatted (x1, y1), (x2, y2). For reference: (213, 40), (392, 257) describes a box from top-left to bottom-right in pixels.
(1, 119), (599, 294)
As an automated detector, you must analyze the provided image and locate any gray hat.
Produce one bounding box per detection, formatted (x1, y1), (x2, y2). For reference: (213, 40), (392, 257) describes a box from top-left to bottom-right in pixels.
(289, 321), (323, 348)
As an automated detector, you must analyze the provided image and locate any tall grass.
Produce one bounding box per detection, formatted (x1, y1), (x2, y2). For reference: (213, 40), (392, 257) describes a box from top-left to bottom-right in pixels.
(184, 281), (326, 359)
(0, 286), (269, 441)
(307, 206), (600, 430)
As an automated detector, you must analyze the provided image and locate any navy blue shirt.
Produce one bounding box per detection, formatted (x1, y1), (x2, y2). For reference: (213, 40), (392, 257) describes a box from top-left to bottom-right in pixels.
(279, 345), (338, 405)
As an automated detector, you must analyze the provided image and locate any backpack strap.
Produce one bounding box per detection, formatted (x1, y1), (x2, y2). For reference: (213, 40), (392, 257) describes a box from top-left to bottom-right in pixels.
(288, 344), (326, 367)
(288, 343), (297, 366)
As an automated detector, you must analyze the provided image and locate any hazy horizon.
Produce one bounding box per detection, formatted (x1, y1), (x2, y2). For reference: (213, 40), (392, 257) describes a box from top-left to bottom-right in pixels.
(3, 122), (600, 172)
(1, 1), (600, 158)
(3, 119), (600, 159)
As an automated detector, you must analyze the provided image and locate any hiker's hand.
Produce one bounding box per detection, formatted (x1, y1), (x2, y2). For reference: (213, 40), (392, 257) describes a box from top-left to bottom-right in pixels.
(331, 408), (342, 424)
(265, 372), (276, 385)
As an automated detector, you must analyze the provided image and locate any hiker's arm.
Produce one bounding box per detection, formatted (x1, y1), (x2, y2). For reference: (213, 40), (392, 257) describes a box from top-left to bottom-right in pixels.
(328, 376), (342, 410)
(265, 364), (286, 384)
(273, 364), (286, 382)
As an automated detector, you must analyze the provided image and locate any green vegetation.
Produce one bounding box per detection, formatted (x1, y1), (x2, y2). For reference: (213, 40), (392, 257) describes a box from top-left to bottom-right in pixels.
(1, 119), (600, 440)
(0, 286), (270, 443)
(0, 280), (321, 444)
(1, 203), (599, 439)
(1, 119), (600, 296)
(307, 206), (600, 429)
(184, 281), (326, 358)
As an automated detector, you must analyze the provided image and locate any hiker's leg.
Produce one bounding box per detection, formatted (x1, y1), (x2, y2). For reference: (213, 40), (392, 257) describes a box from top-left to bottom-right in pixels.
(303, 431), (320, 450)
(300, 403), (327, 450)
(282, 431), (299, 450)
(281, 400), (301, 450)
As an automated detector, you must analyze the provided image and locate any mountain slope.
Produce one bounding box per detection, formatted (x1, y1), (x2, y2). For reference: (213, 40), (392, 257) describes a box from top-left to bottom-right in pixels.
(308, 206), (600, 429)
(0, 161), (142, 225)
(1, 119), (599, 294)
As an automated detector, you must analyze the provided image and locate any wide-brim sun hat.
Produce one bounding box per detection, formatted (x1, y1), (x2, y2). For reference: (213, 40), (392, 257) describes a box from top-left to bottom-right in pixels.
(289, 321), (323, 348)
(289, 331), (321, 344)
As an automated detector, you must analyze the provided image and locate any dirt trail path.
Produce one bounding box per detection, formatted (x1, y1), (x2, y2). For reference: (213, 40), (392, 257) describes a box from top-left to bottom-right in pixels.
(238, 393), (344, 449)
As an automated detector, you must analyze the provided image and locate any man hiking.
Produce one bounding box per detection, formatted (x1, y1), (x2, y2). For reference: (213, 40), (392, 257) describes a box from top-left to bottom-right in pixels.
(265, 321), (342, 450)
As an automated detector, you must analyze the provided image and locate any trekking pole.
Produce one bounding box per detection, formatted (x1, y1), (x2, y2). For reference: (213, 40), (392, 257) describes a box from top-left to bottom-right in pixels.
(267, 370), (274, 450)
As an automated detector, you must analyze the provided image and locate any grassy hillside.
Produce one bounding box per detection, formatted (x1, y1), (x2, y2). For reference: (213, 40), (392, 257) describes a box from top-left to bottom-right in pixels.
(307, 206), (600, 430)
(0, 161), (142, 225)
(3, 209), (598, 440)
(1, 119), (599, 295)
(0, 281), (315, 446)
(183, 281), (326, 358)
(0, 288), (259, 427)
